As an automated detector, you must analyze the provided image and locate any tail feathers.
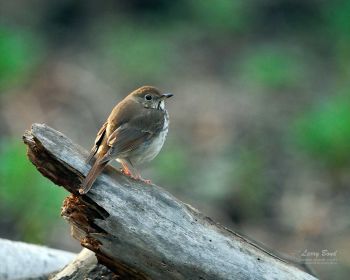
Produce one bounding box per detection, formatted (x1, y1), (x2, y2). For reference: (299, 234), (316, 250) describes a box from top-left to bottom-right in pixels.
(85, 147), (97, 164)
(79, 159), (108, 194)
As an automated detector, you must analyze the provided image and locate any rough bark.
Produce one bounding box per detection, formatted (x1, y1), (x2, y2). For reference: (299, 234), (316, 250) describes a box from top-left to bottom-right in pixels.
(23, 123), (318, 280)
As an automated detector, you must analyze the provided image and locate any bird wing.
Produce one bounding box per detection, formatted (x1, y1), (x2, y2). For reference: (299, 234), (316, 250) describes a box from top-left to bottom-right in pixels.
(100, 109), (165, 163)
(99, 124), (152, 163)
(86, 121), (108, 163)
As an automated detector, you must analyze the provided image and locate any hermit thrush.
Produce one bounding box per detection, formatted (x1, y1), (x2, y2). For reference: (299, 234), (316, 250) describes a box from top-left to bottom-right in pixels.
(79, 86), (173, 194)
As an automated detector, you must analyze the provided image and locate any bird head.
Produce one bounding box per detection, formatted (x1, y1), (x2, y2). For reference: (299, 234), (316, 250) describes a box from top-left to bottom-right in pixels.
(130, 86), (173, 110)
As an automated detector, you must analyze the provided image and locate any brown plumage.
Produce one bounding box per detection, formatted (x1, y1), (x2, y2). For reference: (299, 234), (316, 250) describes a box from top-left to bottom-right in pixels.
(79, 86), (173, 194)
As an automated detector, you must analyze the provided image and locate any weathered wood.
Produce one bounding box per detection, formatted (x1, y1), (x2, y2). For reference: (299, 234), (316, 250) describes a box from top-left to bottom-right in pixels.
(23, 123), (318, 280)
(50, 248), (116, 280)
(0, 238), (75, 279)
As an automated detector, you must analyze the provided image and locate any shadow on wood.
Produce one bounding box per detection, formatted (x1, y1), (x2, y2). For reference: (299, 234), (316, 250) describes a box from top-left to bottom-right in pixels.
(23, 123), (317, 280)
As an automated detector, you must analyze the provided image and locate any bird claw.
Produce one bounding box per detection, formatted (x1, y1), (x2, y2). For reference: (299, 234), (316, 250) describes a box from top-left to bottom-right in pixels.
(139, 178), (152, 184)
(132, 175), (152, 184)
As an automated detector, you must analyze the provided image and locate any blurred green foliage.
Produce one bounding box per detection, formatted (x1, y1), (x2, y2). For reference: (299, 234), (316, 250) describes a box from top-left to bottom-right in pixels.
(240, 47), (305, 89)
(233, 148), (271, 219)
(324, 0), (350, 39)
(153, 144), (189, 183)
(0, 1), (350, 277)
(292, 92), (350, 167)
(99, 24), (179, 83)
(323, 1), (350, 78)
(0, 140), (66, 243)
(0, 26), (43, 91)
(188, 1), (251, 33)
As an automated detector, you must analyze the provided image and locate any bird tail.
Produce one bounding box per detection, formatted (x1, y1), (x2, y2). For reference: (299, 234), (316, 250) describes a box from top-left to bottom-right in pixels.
(85, 147), (97, 164)
(79, 158), (108, 194)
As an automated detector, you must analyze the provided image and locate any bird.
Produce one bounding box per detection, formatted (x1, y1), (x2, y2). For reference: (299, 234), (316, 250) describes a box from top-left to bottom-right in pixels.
(79, 86), (173, 194)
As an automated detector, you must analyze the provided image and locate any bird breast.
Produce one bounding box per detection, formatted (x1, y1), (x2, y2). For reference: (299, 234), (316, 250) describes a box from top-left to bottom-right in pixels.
(130, 111), (169, 165)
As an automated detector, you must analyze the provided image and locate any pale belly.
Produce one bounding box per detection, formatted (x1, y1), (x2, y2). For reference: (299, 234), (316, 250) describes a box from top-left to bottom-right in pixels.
(137, 127), (168, 163)
(122, 114), (169, 165)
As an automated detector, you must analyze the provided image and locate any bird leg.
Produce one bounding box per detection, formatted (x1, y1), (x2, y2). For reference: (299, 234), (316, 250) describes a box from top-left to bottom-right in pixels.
(120, 161), (132, 177)
(119, 158), (151, 184)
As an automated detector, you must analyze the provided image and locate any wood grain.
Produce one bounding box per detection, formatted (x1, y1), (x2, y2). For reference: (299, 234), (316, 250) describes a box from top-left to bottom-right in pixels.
(23, 123), (318, 280)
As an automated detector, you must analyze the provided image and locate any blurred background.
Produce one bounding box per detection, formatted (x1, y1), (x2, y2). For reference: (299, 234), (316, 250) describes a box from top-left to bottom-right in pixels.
(0, 0), (349, 278)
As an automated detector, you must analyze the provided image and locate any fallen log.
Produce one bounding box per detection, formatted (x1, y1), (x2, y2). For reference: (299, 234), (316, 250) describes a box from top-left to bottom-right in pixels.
(0, 238), (75, 279)
(23, 123), (317, 280)
(50, 248), (116, 280)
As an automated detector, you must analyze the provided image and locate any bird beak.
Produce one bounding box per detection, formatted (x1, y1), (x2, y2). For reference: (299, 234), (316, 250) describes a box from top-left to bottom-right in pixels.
(161, 93), (173, 99)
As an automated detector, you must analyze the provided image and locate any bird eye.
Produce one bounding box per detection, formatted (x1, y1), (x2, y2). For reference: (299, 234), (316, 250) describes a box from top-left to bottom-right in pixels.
(145, 94), (152, 101)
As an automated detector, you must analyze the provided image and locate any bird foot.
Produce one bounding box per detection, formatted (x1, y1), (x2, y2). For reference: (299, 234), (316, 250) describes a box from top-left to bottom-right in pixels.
(131, 174), (152, 184)
(120, 168), (132, 176)
(139, 178), (152, 184)
(120, 168), (151, 184)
